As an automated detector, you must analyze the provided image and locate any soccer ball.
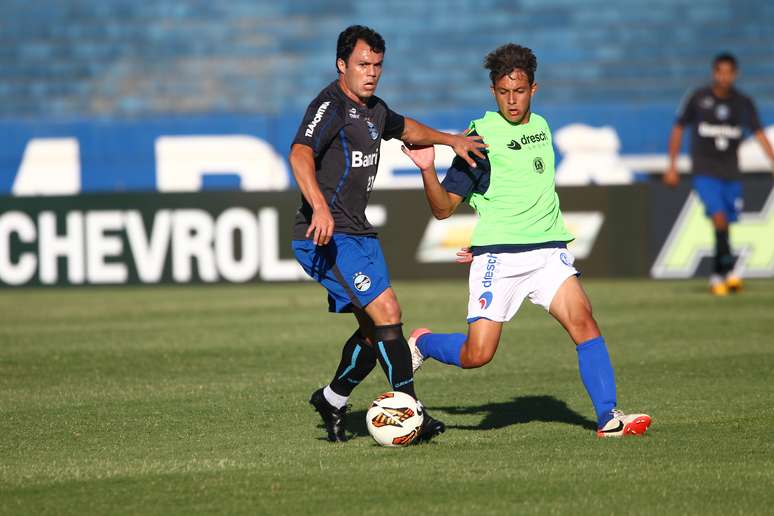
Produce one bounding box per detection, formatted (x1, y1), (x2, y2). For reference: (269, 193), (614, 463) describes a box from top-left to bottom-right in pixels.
(366, 391), (424, 447)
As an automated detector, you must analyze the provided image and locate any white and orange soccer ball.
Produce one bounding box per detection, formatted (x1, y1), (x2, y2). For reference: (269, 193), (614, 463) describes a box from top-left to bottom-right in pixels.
(366, 391), (424, 447)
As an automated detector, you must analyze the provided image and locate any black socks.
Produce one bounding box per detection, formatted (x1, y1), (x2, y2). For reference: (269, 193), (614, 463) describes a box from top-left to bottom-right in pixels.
(373, 323), (417, 399)
(714, 229), (735, 275)
(328, 324), (418, 400)
(328, 330), (377, 397)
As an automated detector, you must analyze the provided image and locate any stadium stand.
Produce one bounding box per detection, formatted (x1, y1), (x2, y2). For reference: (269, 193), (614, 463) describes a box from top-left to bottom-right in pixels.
(1, 0), (772, 118)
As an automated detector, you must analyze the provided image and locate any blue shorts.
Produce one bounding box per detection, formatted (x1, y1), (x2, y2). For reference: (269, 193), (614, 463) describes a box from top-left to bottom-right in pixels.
(693, 175), (743, 222)
(292, 234), (391, 313)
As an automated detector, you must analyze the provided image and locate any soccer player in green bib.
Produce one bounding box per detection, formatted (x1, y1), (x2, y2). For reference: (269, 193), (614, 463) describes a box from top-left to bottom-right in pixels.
(401, 44), (651, 437)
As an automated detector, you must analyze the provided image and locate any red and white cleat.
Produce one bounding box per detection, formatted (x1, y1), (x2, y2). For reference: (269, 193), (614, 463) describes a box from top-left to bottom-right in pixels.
(597, 409), (652, 437)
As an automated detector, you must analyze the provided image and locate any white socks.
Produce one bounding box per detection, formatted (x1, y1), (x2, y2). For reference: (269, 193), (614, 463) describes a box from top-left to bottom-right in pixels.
(323, 385), (348, 409)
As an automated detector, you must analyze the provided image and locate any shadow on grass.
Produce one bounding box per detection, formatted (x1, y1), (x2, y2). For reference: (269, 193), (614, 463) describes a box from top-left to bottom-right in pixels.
(342, 394), (595, 439)
(435, 395), (596, 431)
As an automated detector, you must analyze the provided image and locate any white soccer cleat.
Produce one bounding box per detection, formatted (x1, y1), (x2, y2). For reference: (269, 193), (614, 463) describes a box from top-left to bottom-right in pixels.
(407, 328), (431, 373)
(596, 409), (651, 437)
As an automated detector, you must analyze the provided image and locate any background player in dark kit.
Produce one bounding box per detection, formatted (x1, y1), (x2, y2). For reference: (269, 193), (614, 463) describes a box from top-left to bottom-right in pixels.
(289, 25), (487, 442)
(664, 53), (774, 295)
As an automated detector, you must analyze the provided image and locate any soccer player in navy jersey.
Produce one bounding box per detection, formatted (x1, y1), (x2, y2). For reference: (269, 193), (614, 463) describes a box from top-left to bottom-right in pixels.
(289, 25), (486, 442)
(664, 53), (774, 295)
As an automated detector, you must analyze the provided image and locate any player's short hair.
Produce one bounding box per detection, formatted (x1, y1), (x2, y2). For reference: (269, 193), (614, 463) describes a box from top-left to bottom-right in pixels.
(713, 52), (738, 70)
(336, 25), (385, 71)
(484, 44), (537, 84)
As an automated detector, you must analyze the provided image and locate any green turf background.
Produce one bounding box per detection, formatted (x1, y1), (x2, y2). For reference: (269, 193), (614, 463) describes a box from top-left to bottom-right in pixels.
(1, 279), (773, 515)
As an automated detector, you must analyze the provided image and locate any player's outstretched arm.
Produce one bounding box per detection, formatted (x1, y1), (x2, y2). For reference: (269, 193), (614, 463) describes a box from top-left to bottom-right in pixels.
(664, 124), (684, 188)
(289, 144), (334, 245)
(400, 117), (487, 169)
(753, 130), (774, 176)
(401, 144), (463, 219)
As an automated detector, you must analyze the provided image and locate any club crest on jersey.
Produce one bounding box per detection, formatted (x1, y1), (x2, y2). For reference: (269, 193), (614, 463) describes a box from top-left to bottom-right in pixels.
(366, 120), (379, 140)
(715, 104), (729, 121)
(353, 272), (371, 292)
(533, 157), (545, 174)
(478, 291), (493, 309)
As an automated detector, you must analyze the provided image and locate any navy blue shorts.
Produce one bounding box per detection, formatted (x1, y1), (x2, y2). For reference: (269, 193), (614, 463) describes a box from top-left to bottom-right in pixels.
(292, 234), (391, 313)
(693, 175), (743, 223)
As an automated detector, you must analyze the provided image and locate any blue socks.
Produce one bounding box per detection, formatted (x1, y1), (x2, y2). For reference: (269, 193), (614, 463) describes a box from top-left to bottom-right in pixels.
(576, 336), (617, 428)
(417, 332), (618, 428)
(416, 333), (466, 368)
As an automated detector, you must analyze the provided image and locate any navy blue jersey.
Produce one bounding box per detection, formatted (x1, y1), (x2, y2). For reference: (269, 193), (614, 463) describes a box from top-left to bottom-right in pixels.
(292, 80), (405, 238)
(676, 86), (762, 179)
(441, 130), (491, 199)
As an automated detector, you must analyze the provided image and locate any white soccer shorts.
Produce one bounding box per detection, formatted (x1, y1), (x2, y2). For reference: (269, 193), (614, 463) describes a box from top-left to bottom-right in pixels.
(466, 248), (579, 323)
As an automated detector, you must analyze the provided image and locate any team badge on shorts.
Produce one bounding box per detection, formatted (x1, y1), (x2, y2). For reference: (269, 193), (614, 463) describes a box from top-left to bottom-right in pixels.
(353, 272), (371, 292)
(560, 252), (572, 267)
(478, 291), (493, 309)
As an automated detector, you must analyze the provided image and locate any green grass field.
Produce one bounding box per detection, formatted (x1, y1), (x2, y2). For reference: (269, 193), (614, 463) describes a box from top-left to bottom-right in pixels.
(1, 279), (773, 515)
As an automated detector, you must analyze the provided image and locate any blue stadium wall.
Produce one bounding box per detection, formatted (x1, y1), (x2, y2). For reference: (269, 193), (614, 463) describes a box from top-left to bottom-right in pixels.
(0, 104), (741, 194)
(1, 0), (773, 286)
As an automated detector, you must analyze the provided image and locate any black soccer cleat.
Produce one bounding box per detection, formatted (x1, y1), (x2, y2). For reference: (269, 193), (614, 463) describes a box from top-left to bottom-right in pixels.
(414, 406), (446, 444)
(309, 388), (348, 442)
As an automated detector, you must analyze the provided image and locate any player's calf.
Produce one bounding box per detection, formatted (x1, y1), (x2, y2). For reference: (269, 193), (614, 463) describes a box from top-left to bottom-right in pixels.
(373, 323), (417, 398)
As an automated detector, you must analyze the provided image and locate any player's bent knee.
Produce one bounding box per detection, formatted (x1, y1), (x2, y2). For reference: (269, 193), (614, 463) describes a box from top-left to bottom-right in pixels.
(379, 303), (402, 325)
(461, 347), (496, 368)
(712, 212), (728, 230)
(462, 355), (493, 369)
(366, 295), (402, 325)
(570, 315), (601, 343)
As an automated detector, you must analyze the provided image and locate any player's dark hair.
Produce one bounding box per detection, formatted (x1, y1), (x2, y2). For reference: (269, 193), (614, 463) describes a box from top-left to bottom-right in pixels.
(336, 25), (385, 71)
(484, 44), (537, 84)
(713, 52), (738, 69)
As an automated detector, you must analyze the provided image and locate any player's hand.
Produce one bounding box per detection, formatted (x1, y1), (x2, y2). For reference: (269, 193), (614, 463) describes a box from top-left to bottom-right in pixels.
(401, 143), (435, 171)
(663, 166), (680, 188)
(307, 205), (334, 246)
(455, 247), (473, 264)
(451, 133), (487, 168)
